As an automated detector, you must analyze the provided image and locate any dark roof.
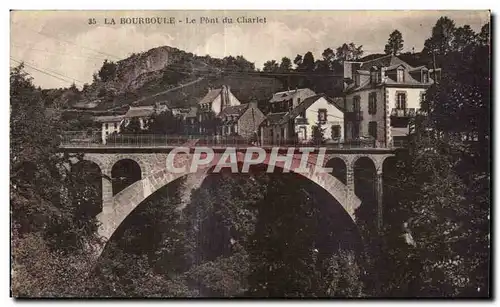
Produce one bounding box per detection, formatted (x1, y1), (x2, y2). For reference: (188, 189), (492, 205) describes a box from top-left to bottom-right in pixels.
(94, 115), (125, 123)
(265, 112), (287, 125)
(185, 107), (198, 118)
(360, 54), (413, 70)
(218, 104), (249, 118)
(72, 100), (100, 109)
(282, 95), (323, 123)
(345, 55), (433, 94)
(269, 88), (314, 103)
(198, 88), (222, 105)
(124, 106), (155, 118)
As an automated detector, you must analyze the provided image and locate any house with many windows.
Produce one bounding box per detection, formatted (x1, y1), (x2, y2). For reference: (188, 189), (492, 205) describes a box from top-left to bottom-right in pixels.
(94, 115), (125, 144)
(94, 103), (168, 144)
(217, 100), (266, 140)
(261, 90), (344, 145)
(197, 85), (241, 134)
(343, 54), (439, 147)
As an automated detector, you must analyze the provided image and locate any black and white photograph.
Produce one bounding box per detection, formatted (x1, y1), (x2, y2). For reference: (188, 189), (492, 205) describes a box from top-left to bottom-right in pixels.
(9, 9), (491, 298)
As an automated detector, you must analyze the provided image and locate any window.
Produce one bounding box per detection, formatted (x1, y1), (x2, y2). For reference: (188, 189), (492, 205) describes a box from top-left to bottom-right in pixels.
(420, 92), (427, 103)
(114, 123), (117, 129)
(353, 96), (361, 112)
(396, 92), (407, 109)
(355, 75), (360, 87)
(105, 123), (109, 130)
(422, 70), (429, 83)
(397, 68), (405, 83)
(332, 125), (341, 138)
(318, 109), (327, 123)
(352, 123), (360, 138)
(281, 127), (285, 139)
(370, 67), (380, 84)
(297, 97), (301, 104)
(288, 100), (293, 109)
(299, 111), (306, 118)
(369, 121), (378, 139)
(368, 92), (377, 115)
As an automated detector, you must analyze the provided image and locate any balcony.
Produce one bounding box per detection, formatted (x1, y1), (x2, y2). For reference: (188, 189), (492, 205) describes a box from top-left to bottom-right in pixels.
(345, 110), (363, 121)
(391, 108), (417, 118)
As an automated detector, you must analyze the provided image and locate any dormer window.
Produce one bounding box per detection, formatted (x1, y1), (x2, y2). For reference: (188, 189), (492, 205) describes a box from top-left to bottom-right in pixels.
(397, 67), (405, 83)
(370, 67), (380, 84)
(422, 70), (429, 83)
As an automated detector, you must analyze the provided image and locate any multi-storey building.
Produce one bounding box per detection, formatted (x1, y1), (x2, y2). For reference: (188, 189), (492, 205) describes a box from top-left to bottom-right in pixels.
(343, 54), (439, 147)
(261, 88), (344, 144)
(197, 85), (241, 134)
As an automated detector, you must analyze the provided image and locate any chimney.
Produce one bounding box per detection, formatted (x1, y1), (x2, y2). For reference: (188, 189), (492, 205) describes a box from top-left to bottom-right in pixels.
(351, 62), (360, 80)
(249, 99), (258, 109)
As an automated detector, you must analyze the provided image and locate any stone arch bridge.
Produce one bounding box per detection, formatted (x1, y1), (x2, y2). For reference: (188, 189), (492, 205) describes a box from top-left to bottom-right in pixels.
(61, 145), (396, 252)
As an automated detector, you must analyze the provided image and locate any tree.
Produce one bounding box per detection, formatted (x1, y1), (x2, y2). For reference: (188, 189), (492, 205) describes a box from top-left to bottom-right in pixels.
(98, 59), (117, 82)
(478, 22), (490, 46)
(375, 32), (490, 297)
(452, 25), (477, 52)
(311, 122), (325, 145)
(147, 110), (182, 135)
(293, 54), (303, 69)
(384, 30), (404, 55)
(423, 16), (456, 57)
(11, 64), (99, 296)
(335, 43), (364, 64)
(300, 51), (315, 72)
(278, 57), (292, 72)
(120, 117), (143, 134)
(262, 60), (279, 72)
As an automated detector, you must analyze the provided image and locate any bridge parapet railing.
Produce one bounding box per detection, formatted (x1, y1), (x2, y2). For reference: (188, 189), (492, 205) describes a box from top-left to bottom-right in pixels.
(60, 132), (399, 149)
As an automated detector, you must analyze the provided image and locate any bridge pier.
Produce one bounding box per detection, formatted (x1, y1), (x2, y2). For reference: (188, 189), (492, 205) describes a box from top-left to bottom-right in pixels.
(345, 162), (355, 217)
(101, 172), (114, 215)
(376, 171), (383, 232)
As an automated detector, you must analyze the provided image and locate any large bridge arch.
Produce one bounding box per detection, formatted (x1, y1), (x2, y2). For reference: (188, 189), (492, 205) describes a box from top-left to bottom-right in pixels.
(95, 152), (363, 254)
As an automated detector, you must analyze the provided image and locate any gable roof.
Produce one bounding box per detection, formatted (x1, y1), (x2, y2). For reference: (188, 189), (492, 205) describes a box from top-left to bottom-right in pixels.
(265, 112), (287, 125)
(218, 104), (249, 119)
(269, 88), (314, 103)
(94, 115), (125, 123)
(198, 88), (222, 105)
(345, 54), (433, 93)
(360, 54), (413, 70)
(124, 106), (155, 118)
(185, 107), (198, 118)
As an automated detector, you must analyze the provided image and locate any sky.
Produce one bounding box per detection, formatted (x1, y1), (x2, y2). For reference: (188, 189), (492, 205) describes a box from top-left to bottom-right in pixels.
(10, 10), (490, 89)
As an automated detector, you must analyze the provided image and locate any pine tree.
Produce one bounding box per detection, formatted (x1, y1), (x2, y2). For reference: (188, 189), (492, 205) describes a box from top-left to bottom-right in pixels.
(384, 30), (404, 55)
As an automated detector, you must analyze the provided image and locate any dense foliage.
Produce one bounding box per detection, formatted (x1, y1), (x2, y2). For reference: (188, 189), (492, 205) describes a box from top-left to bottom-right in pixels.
(10, 64), (101, 297)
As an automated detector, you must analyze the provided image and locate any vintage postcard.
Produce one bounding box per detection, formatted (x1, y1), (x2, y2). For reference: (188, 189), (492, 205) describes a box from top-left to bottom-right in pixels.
(10, 10), (491, 298)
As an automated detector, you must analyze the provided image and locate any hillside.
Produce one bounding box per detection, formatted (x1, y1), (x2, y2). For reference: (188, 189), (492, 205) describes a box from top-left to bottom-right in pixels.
(57, 45), (282, 111)
(51, 45), (348, 116)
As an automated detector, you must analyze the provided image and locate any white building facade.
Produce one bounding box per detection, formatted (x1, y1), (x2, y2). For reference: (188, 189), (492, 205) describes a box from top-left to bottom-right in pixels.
(343, 55), (437, 147)
(261, 93), (344, 145)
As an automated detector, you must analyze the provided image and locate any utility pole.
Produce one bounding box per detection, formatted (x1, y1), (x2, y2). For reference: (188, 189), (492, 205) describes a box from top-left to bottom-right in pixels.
(432, 48), (439, 85)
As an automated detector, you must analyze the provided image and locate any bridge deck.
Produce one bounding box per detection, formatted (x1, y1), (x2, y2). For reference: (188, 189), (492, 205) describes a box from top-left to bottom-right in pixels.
(59, 133), (402, 154)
